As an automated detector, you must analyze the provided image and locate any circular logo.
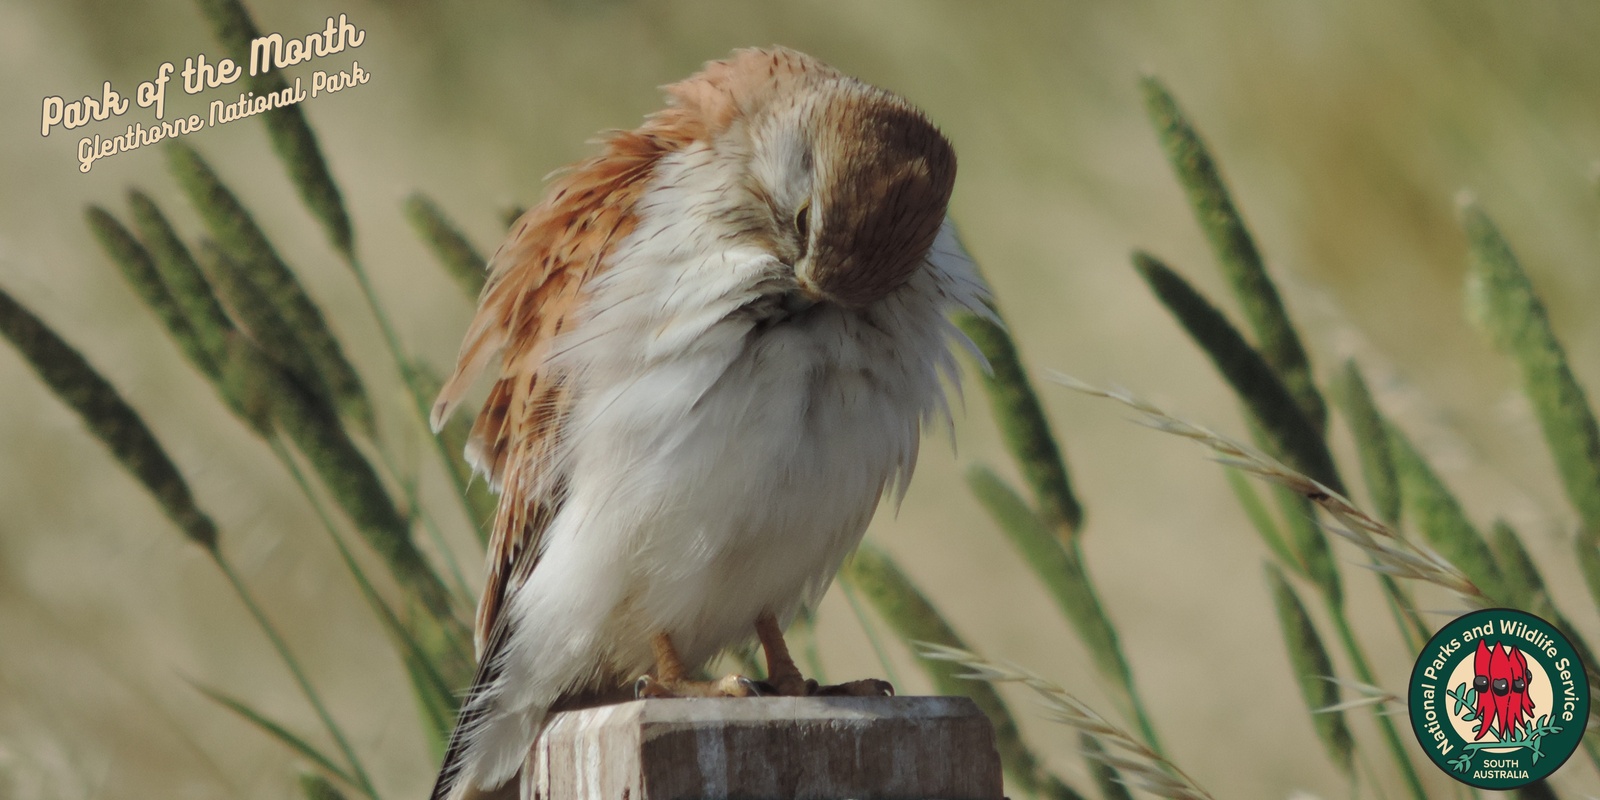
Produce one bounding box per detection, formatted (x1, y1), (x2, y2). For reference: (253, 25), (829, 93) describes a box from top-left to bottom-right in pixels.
(1408, 608), (1589, 788)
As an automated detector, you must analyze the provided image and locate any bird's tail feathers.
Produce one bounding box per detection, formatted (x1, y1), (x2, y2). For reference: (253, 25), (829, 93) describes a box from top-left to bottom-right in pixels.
(431, 684), (548, 800)
(430, 616), (547, 800)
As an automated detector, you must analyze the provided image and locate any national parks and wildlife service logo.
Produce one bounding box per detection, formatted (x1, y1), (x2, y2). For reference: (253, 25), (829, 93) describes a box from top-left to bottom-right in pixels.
(1408, 609), (1589, 788)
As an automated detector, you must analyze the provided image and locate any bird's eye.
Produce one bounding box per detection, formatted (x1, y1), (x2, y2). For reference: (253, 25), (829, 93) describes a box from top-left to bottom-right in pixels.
(1493, 678), (1509, 696)
(1474, 675), (1489, 692)
(1513, 678), (1526, 693)
(794, 201), (812, 256)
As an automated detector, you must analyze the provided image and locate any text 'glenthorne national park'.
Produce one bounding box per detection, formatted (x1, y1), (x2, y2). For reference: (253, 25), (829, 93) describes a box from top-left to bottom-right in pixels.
(39, 14), (372, 173)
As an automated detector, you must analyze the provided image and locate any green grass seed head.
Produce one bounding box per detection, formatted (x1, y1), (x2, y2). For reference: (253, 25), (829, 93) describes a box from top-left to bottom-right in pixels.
(86, 205), (217, 378)
(1140, 76), (1325, 432)
(1264, 563), (1354, 774)
(196, 239), (338, 420)
(127, 190), (236, 370)
(168, 143), (376, 437)
(0, 287), (219, 553)
(404, 193), (488, 299)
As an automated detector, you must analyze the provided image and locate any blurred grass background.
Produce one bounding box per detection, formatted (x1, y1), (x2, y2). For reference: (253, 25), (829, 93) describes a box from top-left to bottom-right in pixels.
(3, 0), (1600, 797)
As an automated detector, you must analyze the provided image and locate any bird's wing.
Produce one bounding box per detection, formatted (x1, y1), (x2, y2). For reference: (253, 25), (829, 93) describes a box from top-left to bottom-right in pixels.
(431, 117), (699, 653)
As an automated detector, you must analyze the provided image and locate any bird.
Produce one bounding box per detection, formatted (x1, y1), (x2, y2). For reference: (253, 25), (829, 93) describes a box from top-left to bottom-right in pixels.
(427, 45), (989, 800)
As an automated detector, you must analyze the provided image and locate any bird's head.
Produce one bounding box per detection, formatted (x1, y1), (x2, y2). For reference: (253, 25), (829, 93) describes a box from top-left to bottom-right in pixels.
(679, 48), (956, 311)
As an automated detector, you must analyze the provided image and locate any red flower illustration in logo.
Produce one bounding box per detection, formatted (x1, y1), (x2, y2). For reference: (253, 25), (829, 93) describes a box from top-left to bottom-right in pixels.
(1473, 640), (1535, 740)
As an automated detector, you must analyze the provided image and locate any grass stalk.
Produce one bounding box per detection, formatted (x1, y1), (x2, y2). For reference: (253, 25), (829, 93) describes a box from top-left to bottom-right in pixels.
(1224, 469), (1300, 569)
(268, 358), (449, 612)
(955, 312), (1083, 539)
(0, 288), (383, 798)
(191, 0), (352, 257)
(1080, 733), (1134, 800)
(1461, 199), (1600, 543)
(1124, 256), (1437, 791)
(922, 645), (1214, 800)
(1136, 77), (1445, 794)
(92, 193), (473, 691)
(1133, 252), (1341, 494)
(396, 196), (503, 532)
(1265, 563), (1354, 774)
(1488, 520), (1540, 606)
(194, 0), (495, 580)
(86, 207), (218, 379)
(965, 465), (1165, 755)
(166, 143), (374, 437)
(189, 682), (360, 790)
(126, 191), (235, 370)
(259, 357), (472, 681)
(845, 544), (1082, 800)
(269, 438), (458, 757)
(195, 240), (340, 418)
(1386, 423), (1510, 604)
(300, 773), (351, 800)
(345, 246), (499, 538)
(950, 271), (1163, 760)
(190, 0), (494, 591)
(1140, 75), (1325, 432)
(1324, 605), (1428, 800)
(1333, 362), (1402, 525)
(403, 194), (488, 300)
(394, 467), (474, 605)
(111, 196), (275, 435)
(213, 556), (381, 800)
(1458, 205), (1600, 769)
(1328, 363), (1429, 649)
(403, 362), (497, 537)
(1268, 483), (1344, 607)
(1061, 379), (1438, 799)
(0, 287), (218, 552)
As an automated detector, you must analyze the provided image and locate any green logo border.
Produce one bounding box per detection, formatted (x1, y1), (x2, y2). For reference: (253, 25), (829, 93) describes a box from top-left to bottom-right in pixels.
(1407, 608), (1588, 789)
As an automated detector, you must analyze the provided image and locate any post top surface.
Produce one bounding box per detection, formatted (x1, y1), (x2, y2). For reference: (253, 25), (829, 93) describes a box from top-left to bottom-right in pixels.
(559, 694), (984, 727)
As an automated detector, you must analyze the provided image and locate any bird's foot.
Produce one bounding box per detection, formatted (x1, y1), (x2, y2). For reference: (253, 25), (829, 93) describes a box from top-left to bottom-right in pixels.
(634, 673), (763, 699)
(760, 673), (893, 697)
(750, 611), (894, 697)
(811, 678), (895, 697)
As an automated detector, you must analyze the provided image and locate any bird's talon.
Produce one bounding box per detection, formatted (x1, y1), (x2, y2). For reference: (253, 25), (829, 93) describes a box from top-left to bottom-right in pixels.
(813, 678), (895, 697)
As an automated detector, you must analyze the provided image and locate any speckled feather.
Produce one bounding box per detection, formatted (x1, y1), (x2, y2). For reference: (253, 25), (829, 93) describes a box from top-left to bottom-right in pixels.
(428, 47), (986, 800)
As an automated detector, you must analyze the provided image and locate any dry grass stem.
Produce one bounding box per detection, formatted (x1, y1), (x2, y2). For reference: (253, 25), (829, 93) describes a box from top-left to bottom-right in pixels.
(844, 545), (1074, 799)
(1313, 677), (1401, 715)
(1050, 375), (1488, 607)
(919, 644), (1214, 800)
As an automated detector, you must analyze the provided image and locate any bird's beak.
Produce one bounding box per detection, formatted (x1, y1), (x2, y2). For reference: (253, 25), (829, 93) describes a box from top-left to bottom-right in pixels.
(782, 281), (821, 315)
(785, 263), (826, 311)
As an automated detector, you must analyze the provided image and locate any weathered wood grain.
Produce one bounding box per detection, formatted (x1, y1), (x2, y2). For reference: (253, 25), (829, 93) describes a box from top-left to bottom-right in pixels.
(525, 695), (1003, 799)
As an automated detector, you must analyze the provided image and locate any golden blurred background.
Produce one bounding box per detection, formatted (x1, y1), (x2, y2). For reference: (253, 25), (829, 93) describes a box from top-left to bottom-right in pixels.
(3, 1), (1600, 797)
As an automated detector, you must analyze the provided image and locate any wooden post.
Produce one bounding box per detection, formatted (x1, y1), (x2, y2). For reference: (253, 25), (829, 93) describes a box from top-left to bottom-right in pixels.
(525, 695), (1004, 799)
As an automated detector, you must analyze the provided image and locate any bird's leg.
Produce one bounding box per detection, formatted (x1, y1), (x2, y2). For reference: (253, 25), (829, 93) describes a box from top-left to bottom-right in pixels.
(755, 610), (894, 697)
(634, 631), (757, 698)
(755, 610), (813, 696)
